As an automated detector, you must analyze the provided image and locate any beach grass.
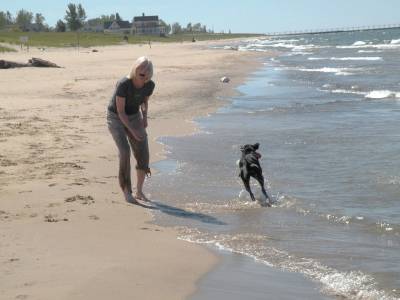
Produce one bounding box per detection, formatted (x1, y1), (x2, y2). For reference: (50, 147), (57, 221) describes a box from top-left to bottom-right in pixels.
(0, 31), (262, 48)
(0, 44), (17, 52)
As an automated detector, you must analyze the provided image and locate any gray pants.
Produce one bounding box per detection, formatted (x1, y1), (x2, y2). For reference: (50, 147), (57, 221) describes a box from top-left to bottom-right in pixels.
(107, 110), (150, 193)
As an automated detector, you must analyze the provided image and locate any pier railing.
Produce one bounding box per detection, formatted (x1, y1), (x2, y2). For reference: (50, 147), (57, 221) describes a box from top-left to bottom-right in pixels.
(267, 24), (400, 36)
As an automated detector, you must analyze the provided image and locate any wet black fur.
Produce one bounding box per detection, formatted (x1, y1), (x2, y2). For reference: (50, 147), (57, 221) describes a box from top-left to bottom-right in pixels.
(239, 143), (271, 206)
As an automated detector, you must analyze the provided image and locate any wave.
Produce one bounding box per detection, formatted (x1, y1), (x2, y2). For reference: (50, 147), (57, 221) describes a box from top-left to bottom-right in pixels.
(237, 40), (326, 53)
(322, 213), (400, 234)
(285, 51), (313, 56)
(328, 89), (367, 95)
(365, 90), (400, 99)
(353, 41), (367, 46)
(179, 228), (396, 300)
(358, 50), (383, 53)
(298, 67), (355, 76)
(238, 47), (269, 52)
(319, 85), (400, 100)
(275, 194), (400, 233)
(308, 57), (382, 61)
(337, 42), (400, 50)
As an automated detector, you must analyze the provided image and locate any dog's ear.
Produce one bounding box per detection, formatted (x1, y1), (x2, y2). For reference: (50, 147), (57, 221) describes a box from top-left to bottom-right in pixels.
(253, 143), (260, 150)
(240, 145), (245, 152)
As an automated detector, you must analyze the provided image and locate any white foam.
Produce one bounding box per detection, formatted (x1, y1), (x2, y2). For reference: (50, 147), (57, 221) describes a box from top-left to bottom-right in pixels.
(308, 57), (327, 60)
(298, 67), (353, 76)
(322, 83), (334, 88)
(330, 89), (367, 96)
(286, 51), (312, 56)
(365, 90), (400, 99)
(308, 56), (382, 61)
(178, 229), (395, 300)
(390, 39), (400, 44)
(353, 41), (367, 46)
(358, 50), (383, 53)
(332, 56), (382, 61)
(338, 43), (400, 50)
(374, 43), (400, 50)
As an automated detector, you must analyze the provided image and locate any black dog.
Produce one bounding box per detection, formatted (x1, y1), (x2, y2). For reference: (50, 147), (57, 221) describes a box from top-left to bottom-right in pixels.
(239, 143), (271, 206)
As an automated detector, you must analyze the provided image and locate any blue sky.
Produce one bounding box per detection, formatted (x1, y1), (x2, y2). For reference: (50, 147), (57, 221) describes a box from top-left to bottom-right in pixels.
(4, 0), (400, 33)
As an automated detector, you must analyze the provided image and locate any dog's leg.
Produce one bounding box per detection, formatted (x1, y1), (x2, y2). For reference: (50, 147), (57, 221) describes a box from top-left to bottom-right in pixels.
(254, 174), (272, 206)
(242, 176), (255, 201)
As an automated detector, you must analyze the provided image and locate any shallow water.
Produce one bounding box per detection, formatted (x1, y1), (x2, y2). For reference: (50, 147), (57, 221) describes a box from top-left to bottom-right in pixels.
(149, 29), (400, 299)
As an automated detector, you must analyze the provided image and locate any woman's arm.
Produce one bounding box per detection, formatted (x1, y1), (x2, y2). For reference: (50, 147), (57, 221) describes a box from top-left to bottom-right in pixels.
(141, 96), (149, 128)
(116, 96), (144, 141)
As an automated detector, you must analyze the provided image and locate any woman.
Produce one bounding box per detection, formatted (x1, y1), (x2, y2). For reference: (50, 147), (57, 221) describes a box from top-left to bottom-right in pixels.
(107, 56), (155, 203)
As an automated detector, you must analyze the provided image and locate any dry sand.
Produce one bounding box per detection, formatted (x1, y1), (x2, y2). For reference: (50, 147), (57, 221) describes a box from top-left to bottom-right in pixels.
(0, 40), (269, 299)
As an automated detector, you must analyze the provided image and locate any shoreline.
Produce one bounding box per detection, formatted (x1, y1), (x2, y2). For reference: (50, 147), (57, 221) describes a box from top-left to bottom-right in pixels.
(0, 40), (273, 299)
(191, 247), (330, 300)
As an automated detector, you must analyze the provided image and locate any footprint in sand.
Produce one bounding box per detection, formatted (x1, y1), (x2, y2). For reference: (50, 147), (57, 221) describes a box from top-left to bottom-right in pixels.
(64, 195), (95, 205)
(44, 162), (84, 177)
(140, 227), (161, 232)
(67, 177), (90, 186)
(0, 210), (10, 221)
(44, 214), (68, 223)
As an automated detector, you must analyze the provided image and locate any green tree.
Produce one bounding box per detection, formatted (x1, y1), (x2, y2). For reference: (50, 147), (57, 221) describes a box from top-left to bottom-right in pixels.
(171, 22), (182, 34)
(0, 11), (14, 29)
(6, 11), (13, 24)
(16, 9), (33, 31)
(0, 11), (7, 28)
(116, 13), (122, 22)
(65, 3), (86, 31)
(56, 19), (66, 32)
(34, 13), (45, 31)
(100, 14), (116, 23)
(186, 22), (192, 32)
(192, 23), (202, 32)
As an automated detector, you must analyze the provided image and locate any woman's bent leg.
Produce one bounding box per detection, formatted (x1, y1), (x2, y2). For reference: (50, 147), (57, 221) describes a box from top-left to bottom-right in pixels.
(128, 128), (150, 200)
(107, 113), (133, 195)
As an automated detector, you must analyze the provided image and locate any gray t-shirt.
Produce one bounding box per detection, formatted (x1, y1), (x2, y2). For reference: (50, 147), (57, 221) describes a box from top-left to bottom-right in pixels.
(108, 77), (155, 115)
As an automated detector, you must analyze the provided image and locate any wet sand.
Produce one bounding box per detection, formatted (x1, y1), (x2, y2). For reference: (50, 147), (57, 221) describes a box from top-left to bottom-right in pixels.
(191, 249), (331, 300)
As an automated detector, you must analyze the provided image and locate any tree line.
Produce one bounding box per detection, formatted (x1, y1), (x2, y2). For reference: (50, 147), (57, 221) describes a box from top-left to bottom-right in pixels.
(0, 3), (215, 34)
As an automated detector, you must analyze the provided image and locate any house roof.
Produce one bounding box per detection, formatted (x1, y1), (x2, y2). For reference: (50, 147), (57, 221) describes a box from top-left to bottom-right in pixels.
(104, 20), (131, 29)
(134, 15), (159, 22)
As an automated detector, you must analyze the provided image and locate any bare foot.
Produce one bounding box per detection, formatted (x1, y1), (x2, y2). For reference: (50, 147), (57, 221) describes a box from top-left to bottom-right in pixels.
(124, 192), (139, 204)
(135, 192), (150, 202)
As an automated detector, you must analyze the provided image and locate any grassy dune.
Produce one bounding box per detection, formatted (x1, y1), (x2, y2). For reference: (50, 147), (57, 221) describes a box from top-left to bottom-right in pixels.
(0, 31), (262, 48)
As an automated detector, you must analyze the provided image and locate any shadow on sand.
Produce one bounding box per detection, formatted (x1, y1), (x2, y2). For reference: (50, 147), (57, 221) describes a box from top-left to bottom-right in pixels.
(143, 200), (226, 225)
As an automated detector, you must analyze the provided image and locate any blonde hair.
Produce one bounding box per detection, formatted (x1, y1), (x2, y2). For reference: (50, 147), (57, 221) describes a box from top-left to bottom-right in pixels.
(127, 56), (153, 80)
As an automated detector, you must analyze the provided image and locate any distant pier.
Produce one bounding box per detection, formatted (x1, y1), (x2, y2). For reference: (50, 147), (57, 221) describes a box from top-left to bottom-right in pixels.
(267, 23), (400, 36)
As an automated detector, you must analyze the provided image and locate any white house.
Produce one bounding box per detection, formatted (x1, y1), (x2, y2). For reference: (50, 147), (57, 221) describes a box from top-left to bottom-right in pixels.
(132, 14), (166, 36)
(104, 20), (132, 34)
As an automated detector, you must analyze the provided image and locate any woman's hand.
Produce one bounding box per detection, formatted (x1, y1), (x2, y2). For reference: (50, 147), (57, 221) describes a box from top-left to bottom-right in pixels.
(142, 116), (148, 128)
(129, 128), (144, 141)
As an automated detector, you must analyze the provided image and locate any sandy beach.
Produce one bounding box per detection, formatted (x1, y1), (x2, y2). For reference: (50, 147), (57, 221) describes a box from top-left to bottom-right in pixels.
(0, 40), (268, 299)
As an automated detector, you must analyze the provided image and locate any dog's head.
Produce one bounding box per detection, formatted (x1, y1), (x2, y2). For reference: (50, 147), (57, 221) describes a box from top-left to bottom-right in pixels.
(240, 143), (260, 154)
